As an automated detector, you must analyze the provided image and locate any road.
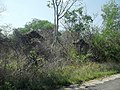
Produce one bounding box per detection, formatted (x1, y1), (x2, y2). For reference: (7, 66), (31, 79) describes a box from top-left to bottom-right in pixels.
(81, 78), (120, 90)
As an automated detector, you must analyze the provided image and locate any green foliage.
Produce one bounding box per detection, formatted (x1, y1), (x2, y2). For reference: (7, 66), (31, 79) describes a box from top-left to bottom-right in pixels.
(28, 50), (46, 67)
(18, 19), (54, 33)
(68, 47), (78, 61)
(0, 62), (119, 90)
(64, 62), (117, 83)
(91, 30), (120, 62)
(68, 47), (93, 64)
(90, 0), (120, 62)
(64, 7), (93, 33)
(101, 0), (120, 31)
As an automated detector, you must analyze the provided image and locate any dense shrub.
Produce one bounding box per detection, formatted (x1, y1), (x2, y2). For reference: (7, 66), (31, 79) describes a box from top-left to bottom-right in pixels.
(91, 30), (120, 62)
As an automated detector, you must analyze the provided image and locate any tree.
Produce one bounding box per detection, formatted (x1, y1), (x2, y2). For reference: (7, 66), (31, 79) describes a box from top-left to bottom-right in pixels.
(62, 7), (93, 40)
(16, 19), (54, 33)
(101, 0), (120, 32)
(90, 0), (120, 62)
(48, 0), (80, 42)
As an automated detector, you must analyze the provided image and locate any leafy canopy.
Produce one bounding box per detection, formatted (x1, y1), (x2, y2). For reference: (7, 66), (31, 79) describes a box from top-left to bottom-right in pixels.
(18, 19), (54, 33)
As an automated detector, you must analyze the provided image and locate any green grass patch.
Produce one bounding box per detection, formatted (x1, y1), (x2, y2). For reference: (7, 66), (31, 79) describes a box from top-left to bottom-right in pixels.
(0, 62), (119, 90)
(57, 62), (118, 85)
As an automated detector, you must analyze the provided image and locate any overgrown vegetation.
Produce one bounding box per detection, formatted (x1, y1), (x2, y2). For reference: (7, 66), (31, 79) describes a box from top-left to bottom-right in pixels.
(0, 0), (120, 90)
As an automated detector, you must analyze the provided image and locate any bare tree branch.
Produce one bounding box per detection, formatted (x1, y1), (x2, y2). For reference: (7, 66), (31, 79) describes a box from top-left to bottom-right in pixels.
(50, 0), (79, 43)
(59, 0), (64, 15)
(58, 0), (77, 20)
(58, 0), (70, 16)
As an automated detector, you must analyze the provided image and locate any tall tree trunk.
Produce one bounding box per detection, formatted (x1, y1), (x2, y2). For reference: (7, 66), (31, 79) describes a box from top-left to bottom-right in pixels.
(55, 4), (59, 42)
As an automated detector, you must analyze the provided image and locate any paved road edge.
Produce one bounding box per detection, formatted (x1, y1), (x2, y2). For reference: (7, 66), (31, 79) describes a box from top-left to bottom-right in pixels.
(62, 73), (120, 90)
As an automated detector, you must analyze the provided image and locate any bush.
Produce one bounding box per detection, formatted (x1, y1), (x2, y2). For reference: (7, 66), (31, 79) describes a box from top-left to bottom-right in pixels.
(91, 30), (120, 62)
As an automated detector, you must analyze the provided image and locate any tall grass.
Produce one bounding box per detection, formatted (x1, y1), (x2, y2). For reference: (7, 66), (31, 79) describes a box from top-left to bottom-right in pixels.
(0, 61), (119, 90)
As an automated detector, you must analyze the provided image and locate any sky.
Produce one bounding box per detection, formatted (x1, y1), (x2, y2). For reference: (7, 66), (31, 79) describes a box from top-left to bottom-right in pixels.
(0, 0), (119, 28)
